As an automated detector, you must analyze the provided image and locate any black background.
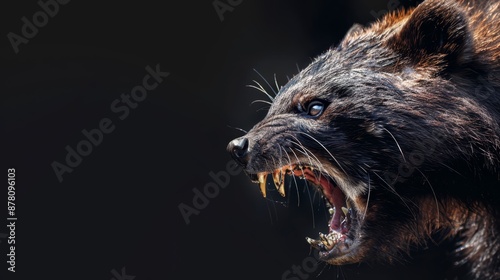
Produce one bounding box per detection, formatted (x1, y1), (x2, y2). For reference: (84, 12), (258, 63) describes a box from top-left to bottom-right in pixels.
(0, 0), (456, 279)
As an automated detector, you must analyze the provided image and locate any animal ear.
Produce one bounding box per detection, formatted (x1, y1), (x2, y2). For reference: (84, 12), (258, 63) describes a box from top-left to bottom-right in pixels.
(345, 23), (364, 37)
(389, 0), (471, 64)
(337, 23), (365, 49)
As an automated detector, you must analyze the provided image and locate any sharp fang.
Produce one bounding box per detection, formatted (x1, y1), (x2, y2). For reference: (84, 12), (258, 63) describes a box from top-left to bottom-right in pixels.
(306, 237), (316, 244)
(258, 173), (268, 197)
(329, 207), (335, 215)
(306, 237), (322, 249)
(273, 169), (286, 197)
(319, 232), (330, 247)
(277, 184), (285, 197)
(319, 232), (327, 240)
(341, 207), (348, 216)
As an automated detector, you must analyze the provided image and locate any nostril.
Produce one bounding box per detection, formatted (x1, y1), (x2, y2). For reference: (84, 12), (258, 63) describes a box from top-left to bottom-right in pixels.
(228, 137), (249, 164)
(233, 138), (248, 157)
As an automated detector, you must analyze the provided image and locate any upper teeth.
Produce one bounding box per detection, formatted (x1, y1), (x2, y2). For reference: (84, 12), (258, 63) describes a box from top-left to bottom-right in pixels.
(273, 169), (286, 197)
(258, 173), (267, 197)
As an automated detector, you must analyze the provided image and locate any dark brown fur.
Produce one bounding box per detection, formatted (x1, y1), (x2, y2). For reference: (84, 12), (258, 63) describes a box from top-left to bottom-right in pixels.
(228, 0), (500, 279)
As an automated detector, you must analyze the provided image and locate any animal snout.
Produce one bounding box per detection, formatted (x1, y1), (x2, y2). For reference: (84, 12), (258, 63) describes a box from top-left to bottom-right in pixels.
(227, 137), (249, 165)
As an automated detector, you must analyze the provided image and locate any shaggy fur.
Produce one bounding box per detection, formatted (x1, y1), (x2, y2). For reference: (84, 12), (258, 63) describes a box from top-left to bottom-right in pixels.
(228, 0), (500, 279)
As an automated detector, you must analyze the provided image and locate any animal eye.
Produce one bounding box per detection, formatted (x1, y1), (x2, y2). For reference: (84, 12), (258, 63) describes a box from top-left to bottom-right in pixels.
(306, 100), (325, 117)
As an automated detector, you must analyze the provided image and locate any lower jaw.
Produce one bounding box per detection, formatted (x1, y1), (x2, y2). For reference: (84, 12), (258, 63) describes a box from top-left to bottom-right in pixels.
(306, 202), (363, 264)
(305, 240), (368, 270)
(306, 233), (357, 265)
(318, 239), (361, 264)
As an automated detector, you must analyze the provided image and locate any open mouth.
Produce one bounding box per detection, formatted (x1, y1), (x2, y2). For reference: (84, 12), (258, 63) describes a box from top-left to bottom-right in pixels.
(249, 164), (359, 262)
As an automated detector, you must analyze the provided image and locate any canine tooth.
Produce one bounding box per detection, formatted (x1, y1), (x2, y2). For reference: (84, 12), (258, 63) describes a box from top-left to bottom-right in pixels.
(273, 169), (286, 197)
(305, 237), (322, 249)
(272, 169), (279, 184)
(328, 208), (335, 215)
(342, 207), (348, 216)
(258, 173), (268, 198)
(277, 185), (286, 197)
(319, 232), (330, 243)
(319, 232), (326, 240)
(319, 232), (330, 246)
(306, 237), (316, 244)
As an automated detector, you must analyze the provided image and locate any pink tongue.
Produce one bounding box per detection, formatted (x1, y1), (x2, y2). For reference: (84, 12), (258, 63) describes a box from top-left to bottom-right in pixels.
(318, 177), (345, 232)
(292, 170), (347, 233)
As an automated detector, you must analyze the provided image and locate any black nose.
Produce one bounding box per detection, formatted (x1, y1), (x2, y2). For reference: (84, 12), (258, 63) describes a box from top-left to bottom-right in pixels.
(227, 137), (249, 165)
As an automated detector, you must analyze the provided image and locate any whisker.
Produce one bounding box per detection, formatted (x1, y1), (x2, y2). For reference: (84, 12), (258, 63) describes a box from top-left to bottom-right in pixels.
(246, 82), (274, 101)
(263, 157), (278, 222)
(264, 198), (275, 225)
(299, 132), (348, 176)
(289, 148), (303, 206)
(284, 133), (328, 173)
(280, 146), (317, 228)
(303, 170), (317, 229)
(226, 125), (248, 134)
(278, 143), (284, 170)
(439, 162), (464, 177)
(358, 165), (371, 221)
(280, 145), (294, 183)
(313, 259), (329, 278)
(253, 68), (278, 96)
(256, 106), (271, 112)
(250, 99), (273, 106)
(288, 138), (333, 184)
(288, 139), (326, 174)
(337, 264), (347, 280)
(291, 150), (318, 219)
(382, 127), (406, 162)
(273, 73), (281, 93)
(271, 156), (278, 174)
(416, 167), (440, 225)
(363, 169), (371, 221)
(287, 142), (340, 230)
(372, 171), (418, 221)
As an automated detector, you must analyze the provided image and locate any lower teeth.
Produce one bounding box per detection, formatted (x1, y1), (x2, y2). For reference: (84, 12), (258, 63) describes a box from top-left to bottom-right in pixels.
(306, 231), (343, 250)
